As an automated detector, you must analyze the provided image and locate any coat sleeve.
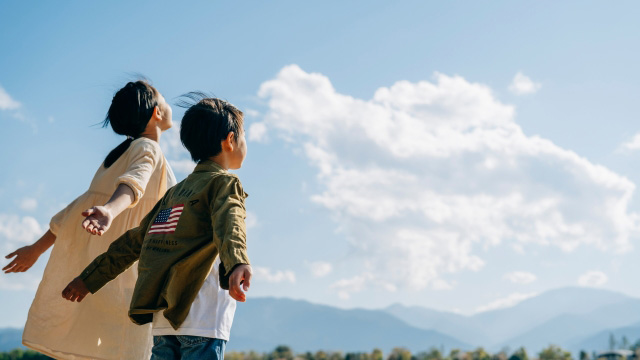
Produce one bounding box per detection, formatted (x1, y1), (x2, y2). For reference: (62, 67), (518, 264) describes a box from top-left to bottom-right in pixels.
(211, 176), (251, 286)
(78, 197), (163, 293)
(115, 140), (162, 208)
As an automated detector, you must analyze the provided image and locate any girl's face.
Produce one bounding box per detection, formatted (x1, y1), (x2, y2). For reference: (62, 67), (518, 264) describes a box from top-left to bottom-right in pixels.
(156, 93), (173, 131)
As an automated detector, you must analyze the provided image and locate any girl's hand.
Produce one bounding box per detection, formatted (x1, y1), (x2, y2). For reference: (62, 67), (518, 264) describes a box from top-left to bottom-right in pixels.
(3, 245), (42, 273)
(81, 206), (114, 236)
(62, 277), (90, 302)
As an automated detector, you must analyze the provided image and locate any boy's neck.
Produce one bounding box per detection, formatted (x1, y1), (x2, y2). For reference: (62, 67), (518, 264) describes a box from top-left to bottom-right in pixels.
(208, 155), (230, 170)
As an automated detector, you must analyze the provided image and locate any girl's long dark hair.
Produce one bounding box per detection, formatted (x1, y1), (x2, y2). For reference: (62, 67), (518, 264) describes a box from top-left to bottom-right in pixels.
(102, 80), (159, 168)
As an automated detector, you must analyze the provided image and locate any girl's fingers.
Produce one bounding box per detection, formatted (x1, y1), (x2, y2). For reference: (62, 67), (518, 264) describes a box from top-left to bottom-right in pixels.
(2, 260), (17, 271)
(5, 251), (16, 259)
(81, 208), (94, 217)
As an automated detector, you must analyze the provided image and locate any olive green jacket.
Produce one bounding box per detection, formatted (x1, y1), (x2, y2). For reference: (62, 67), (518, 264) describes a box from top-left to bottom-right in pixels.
(79, 160), (250, 330)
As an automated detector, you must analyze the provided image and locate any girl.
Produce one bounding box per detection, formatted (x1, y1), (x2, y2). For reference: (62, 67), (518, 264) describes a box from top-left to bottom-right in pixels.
(3, 80), (176, 359)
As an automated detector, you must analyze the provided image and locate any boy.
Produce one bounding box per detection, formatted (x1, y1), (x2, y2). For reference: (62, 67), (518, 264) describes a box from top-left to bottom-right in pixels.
(62, 95), (252, 360)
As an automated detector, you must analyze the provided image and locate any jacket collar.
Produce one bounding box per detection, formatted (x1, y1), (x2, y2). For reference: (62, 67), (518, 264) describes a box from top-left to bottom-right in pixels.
(193, 160), (227, 174)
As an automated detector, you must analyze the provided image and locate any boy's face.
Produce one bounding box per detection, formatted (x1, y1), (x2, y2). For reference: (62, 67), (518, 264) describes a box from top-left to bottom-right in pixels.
(229, 129), (247, 170)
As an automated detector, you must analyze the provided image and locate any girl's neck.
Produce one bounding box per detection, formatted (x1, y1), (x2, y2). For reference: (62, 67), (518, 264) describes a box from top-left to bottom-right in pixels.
(140, 127), (161, 142)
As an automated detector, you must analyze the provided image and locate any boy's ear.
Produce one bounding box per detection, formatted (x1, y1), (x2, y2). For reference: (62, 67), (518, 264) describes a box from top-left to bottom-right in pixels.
(221, 132), (236, 151)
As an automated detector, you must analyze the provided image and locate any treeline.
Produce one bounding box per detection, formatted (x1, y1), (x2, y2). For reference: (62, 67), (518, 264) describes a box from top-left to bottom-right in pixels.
(225, 342), (640, 360)
(2, 334), (640, 360)
(0, 349), (51, 360)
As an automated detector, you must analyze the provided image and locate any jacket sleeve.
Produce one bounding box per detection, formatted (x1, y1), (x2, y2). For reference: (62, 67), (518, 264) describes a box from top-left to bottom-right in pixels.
(78, 198), (162, 293)
(211, 176), (251, 285)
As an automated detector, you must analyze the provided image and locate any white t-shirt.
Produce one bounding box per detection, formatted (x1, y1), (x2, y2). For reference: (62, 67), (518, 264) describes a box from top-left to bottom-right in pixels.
(151, 257), (237, 340)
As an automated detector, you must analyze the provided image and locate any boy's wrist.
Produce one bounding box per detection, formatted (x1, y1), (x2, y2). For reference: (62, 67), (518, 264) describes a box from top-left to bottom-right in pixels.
(219, 262), (249, 290)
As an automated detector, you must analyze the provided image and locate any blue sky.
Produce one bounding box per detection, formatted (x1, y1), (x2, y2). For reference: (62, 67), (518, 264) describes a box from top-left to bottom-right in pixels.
(2, 0), (640, 327)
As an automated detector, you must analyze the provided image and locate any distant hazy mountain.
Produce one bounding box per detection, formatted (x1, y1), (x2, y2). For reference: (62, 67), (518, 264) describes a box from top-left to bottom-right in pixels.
(384, 287), (634, 349)
(475, 287), (631, 344)
(2, 288), (638, 354)
(385, 304), (491, 346)
(500, 299), (640, 352)
(0, 328), (23, 352)
(569, 321), (640, 352)
(229, 297), (471, 353)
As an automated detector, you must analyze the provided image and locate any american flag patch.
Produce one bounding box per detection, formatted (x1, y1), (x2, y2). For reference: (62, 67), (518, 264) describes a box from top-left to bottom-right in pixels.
(148, 204), (184, 234)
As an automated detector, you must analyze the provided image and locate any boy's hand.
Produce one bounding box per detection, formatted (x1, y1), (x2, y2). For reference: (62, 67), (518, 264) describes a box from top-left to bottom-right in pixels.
(62, 277), (90, 302)
(81, 206), (114, 236)
(3, 245), (41, 273)
(228, 264), (252, 302)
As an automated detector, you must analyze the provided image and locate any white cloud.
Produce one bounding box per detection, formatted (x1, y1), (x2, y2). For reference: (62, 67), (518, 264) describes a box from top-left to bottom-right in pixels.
(258, 65), (639, 298)
(0, 273), (41, 291)
(0, 214), (43, 244)
(159, 126), (184, 158)
(577, 270), (608, 287)
(19, 198), (38, 212)
(245, 210), (258, 229)
(159, 125), (197, 176)
(168, 159), (196, 174)
(0, 214), (43, 292)
(254, 267), (296, 284)
(245, 109), (260, 118)
(503, 271), (537, 284)
(432, 278), (454, 290)
(248, 122), (268, 142)
(331, 273), (397, 300)
(308, 261), (333, 278)
(619, 133), (640, 152)
(0, 84), (21, 110)
(475, 292), (538, 313)
(508, 72), (542, 95)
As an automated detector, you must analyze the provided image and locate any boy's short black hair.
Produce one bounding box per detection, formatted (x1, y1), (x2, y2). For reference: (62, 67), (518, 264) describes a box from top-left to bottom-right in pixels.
(178, 92), (244, 163)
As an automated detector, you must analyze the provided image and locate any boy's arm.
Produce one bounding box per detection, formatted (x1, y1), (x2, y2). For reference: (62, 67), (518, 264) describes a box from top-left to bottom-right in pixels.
(72, 199), (162, 294)
(62, 224), (147, 303)
(77, 225), (146, 293)
(211, 177), (251, 289)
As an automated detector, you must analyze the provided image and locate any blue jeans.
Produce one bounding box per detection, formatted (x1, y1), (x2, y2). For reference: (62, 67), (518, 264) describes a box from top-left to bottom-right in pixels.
(151, 335), (226, 360)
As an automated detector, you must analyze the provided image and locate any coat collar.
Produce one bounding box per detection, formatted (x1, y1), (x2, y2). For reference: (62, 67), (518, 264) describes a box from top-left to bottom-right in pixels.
(193, 160), (226, 174)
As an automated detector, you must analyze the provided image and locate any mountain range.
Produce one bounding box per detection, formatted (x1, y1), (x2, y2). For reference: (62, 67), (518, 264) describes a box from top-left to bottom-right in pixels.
(2, 287), (640, 354)
(385, 287), (640, 352)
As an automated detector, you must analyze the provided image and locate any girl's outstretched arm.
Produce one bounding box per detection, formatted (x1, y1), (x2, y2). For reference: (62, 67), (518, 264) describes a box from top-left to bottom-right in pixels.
(81, 184), (135, 236)
(3, 230), (56, 273)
